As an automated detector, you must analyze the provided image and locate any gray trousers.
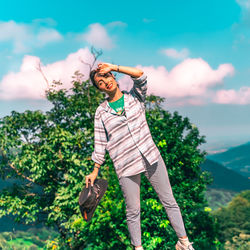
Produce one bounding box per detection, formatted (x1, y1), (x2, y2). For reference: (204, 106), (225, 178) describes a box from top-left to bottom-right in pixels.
(118, 153), (187, 247)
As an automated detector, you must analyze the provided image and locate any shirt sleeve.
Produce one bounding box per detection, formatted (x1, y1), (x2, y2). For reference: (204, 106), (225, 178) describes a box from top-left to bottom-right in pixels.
(129, 73), (147, 107)
(91, 109), (108, 166)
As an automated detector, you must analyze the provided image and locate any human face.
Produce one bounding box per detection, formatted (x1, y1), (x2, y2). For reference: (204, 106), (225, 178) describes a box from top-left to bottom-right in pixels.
(94, 72), (118, 94)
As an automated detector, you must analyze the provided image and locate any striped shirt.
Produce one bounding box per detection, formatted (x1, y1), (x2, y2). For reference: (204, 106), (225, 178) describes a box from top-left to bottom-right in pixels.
(91, 73), (161, 179)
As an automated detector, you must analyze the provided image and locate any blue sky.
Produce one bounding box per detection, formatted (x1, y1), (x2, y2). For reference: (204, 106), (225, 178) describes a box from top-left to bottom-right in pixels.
(0, 0), (250, 152)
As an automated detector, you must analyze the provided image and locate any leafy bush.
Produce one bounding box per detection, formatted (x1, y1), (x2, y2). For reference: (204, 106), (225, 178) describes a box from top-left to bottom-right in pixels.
(0, 227), (58, 249)
(0, 70), (220, 249)
(212, 190), (250, 248)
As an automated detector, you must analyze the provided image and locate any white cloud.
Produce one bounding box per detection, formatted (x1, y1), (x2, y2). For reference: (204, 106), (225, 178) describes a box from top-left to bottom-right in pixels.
(36, 28), (62, 46)
(0, 48), (95, 100)
(80, 23), (114, 50)
(144, 58), (234, 97)
(106, 21), (127, 28)
(162, 48), (190, 60)
(0, 21), (29, 41)
(0, 21), (32, 53)
(235, 0), (250, 27)
(213, 87), (250, 104)
(119, 58), (235, 106)
(0, 42), (238, 106)
(0, 20), (63, 53)
(231, 0), (250, 48)
(32, 18), (57, 26)
(236, 0), (250, 9)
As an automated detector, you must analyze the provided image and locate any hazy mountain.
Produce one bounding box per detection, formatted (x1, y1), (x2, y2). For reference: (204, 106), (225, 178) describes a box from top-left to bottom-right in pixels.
(200, 159), (250, 192)
(207, 141), (250, 178)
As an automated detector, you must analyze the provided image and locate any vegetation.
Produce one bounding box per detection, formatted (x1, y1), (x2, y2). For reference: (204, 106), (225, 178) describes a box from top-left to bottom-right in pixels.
(0, 227), (59, 249)
(205, 188), (238, 210)
(0, 66), (220, 249)
(212, 190), (250, 249)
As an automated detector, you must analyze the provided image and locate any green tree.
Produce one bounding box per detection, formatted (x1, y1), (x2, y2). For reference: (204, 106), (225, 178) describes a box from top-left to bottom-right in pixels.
(0, 69), (219, 249)
(212, 190), (250, 248)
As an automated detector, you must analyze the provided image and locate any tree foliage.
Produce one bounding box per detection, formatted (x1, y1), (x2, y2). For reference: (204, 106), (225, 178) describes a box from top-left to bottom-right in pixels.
(212, 190), (250, 249)
(0, 227), (59, 249)
(0, 70), (220, 249)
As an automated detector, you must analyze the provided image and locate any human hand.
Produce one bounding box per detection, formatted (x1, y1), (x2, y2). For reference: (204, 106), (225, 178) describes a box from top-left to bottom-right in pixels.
(97, 62), (116, 75)
(85, 171), (98, 188)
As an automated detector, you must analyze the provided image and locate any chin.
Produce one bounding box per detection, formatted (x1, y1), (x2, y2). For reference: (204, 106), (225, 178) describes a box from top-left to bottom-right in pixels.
(107, 86), (117, 93)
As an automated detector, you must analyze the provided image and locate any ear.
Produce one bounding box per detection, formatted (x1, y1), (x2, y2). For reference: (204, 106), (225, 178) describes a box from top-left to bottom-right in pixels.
(111, 72), (116, 79)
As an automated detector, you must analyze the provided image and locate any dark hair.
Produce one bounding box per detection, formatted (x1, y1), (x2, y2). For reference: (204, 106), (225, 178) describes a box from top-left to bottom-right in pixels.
(89, 69), (99, 89)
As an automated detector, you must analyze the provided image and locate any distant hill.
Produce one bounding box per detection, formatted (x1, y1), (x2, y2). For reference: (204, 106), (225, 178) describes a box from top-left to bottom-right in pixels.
(200, 159), (250, 192)
(207, 141), (250, 178)
(205, 188), (238, 210)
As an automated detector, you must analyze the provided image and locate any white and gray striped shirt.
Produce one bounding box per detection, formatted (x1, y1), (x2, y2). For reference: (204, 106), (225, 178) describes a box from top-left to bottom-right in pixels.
(91, 73), (161, 179)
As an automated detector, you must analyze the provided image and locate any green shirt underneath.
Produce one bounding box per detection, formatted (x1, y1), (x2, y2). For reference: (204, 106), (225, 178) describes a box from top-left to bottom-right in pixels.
(108, 94), (125, 115)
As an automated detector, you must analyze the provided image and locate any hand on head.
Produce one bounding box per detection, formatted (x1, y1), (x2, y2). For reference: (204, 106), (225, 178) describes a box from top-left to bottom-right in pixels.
(97, 62), (115, 75)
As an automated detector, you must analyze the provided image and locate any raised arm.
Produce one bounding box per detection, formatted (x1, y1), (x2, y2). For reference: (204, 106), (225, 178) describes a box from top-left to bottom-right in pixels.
(129, 73), (147, 104)
(97, 63), (143, 78)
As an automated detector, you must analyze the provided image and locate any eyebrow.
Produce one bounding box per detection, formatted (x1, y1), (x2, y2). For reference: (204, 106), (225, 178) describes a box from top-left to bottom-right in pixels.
(96, 73), (112, 84)
(98, 79), (104, 84)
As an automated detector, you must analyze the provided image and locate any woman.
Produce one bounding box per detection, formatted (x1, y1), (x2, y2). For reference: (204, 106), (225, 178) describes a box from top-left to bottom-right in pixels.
(85, 63), (195, 250)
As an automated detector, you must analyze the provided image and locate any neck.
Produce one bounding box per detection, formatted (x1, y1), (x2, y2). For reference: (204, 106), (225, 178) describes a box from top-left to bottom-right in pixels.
(108, 88), (123, 102)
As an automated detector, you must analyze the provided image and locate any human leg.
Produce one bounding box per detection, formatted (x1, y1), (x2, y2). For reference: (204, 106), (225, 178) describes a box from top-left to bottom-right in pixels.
(118, 173), (143, 248)
(141, 153), (187, 238)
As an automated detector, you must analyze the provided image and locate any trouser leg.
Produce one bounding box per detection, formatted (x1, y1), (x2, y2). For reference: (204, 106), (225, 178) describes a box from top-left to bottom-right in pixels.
(142, 153), (187, 237)
(119, 173), (142, 247)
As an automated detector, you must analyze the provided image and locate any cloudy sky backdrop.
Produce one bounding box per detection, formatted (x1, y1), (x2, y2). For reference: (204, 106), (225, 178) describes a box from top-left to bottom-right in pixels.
(0, 0), (250, 152)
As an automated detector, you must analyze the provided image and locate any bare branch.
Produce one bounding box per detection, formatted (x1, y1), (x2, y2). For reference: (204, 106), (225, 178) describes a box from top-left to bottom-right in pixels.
(8, 161), (35, 183)
(36, 62), (50, 89)
(0, 150), (37, 184)
(79, 46), (103, 75)
(25, 193), (36, 197)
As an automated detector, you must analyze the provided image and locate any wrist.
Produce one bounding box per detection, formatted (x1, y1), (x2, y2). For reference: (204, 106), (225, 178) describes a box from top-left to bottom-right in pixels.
(93, 168), (99, 174)
(112, 64), (119, 72)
